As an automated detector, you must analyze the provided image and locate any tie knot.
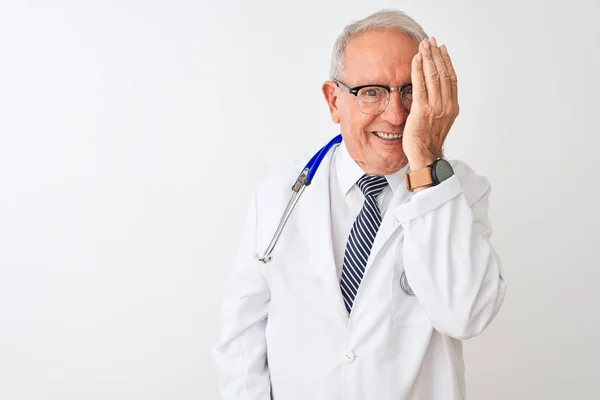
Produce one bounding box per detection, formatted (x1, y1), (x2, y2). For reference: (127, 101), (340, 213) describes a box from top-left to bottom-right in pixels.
(357, 174), (387, 198)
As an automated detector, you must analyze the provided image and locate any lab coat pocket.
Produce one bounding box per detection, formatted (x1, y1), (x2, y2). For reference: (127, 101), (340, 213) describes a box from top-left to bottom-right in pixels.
(391, 252), (429, 326)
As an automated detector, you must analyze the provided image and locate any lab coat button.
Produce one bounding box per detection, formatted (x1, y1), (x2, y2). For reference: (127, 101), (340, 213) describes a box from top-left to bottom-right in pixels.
(343, 350), (355, 364)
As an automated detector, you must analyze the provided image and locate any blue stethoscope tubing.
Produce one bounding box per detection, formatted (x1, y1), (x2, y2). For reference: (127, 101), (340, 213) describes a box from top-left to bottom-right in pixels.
(252, 134), (414, 296)
(254, 134), (343, 264)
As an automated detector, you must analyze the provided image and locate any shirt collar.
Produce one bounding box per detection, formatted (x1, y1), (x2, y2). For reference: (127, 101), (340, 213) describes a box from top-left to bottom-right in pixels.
(335, 141), (409, 196)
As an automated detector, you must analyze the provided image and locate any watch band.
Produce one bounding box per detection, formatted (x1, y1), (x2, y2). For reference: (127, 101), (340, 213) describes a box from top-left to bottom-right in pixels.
(405, 166), (433, 191)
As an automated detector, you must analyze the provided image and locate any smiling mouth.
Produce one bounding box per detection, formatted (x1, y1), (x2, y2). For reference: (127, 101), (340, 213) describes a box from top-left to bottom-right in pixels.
(372, 131), (402, 140)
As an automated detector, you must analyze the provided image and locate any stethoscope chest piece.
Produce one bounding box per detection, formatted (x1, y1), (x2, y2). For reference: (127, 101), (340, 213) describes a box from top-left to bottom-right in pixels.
(400, 270), (415, 296)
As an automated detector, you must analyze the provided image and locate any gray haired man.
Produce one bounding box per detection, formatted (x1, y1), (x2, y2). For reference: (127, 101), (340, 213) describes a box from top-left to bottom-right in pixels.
(213, 9), (506, 400)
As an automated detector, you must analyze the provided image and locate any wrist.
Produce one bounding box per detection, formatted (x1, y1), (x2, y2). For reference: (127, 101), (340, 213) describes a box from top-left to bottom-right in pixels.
(407, 147), (442, 171)
(408, 157), (435, 171)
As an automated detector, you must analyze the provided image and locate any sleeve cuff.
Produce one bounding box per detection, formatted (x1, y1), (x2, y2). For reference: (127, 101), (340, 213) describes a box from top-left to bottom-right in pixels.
(393, 175), (463, 224)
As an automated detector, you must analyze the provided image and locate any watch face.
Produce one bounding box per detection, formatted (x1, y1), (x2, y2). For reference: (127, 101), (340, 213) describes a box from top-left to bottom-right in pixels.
(433, 159), (454, 183)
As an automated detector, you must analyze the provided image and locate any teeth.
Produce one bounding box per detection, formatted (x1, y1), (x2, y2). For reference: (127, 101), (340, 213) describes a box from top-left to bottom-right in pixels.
(374, 131), (402, 140)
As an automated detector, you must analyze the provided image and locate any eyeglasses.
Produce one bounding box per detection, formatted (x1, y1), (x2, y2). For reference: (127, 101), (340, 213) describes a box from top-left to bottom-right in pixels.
(335, 80), (413, 115)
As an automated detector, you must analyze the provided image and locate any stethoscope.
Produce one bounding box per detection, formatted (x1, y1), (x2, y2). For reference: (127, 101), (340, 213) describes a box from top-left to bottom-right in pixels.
(253, 134), (415, 296)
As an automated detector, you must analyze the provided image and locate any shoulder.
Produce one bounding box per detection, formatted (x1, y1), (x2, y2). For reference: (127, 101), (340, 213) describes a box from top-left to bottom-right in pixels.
(255, 153), (310, 195)
(447, 159), (492, 206)
(251, 150), (314, 213)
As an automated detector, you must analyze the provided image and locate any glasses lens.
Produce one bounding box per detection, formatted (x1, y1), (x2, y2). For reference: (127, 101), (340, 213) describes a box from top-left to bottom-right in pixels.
(400, 85), (413, 111)
(357, 86), (388, 115)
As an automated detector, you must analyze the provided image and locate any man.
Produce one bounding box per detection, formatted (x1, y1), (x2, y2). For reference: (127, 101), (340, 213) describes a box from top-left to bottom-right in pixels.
(213, 9), (506, 400)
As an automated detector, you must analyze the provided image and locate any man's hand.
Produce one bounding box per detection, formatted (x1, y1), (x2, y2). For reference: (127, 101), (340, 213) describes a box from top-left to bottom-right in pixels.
(403, 37), (459, 171)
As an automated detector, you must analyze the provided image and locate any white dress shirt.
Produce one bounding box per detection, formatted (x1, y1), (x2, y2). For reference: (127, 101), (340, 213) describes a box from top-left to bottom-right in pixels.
(329, 142), (409, 279)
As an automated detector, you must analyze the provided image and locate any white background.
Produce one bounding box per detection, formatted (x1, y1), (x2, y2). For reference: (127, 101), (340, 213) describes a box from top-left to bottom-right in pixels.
(1, 0), (599, 399)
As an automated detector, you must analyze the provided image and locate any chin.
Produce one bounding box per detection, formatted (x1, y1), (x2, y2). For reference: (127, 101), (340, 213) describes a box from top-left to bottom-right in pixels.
(378, 152), (408, 173)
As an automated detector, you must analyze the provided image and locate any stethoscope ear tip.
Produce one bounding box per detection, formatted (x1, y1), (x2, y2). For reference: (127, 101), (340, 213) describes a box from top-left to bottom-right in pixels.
(253, 253), (272, 264)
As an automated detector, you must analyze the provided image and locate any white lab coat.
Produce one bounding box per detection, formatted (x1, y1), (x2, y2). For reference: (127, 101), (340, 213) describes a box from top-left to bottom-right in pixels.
(213, 143), (506, 400)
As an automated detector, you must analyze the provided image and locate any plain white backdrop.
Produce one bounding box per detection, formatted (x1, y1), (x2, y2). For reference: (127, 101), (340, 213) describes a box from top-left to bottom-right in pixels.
(1, 0), (599, 399)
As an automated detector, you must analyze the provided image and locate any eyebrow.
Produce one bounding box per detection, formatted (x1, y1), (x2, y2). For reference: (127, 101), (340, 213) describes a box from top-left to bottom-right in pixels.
(353, 77), (412, 87)
(353, 80), (412, 87)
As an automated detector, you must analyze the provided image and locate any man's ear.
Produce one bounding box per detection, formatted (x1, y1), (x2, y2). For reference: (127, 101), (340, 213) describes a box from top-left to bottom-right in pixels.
(321, 81), (340, 124)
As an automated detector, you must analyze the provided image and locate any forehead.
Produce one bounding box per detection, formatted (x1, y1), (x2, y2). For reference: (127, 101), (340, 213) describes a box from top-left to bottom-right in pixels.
(342, 29), (419, 86)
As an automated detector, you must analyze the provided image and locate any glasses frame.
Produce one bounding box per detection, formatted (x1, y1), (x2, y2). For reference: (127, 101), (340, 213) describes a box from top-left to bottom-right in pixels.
(335, 80), (413, 115)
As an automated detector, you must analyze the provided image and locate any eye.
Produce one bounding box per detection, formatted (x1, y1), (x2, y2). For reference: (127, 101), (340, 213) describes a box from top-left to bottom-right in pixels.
(358, 86), (386, 101)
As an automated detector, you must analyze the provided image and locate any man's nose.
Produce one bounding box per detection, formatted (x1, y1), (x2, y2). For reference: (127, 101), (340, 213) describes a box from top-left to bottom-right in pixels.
(380, 91), (408, 125)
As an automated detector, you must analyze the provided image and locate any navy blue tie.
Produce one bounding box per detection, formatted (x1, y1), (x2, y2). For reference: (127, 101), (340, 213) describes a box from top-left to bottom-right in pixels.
(340, 174), (388, 314)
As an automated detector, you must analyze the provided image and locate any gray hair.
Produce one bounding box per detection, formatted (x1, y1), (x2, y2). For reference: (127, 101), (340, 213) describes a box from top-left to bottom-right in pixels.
(329, 9), (429, 81)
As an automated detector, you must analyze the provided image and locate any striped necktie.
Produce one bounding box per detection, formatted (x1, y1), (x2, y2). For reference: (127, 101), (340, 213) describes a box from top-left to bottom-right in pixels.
(340, 174), (388, 314)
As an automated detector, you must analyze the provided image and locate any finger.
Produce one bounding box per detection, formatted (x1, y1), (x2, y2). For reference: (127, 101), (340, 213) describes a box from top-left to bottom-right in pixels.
(429, 37), (452, 107)
(411, 50), (427, 106)
(440, 44), (458, 105)
(420, 38), (441, 105)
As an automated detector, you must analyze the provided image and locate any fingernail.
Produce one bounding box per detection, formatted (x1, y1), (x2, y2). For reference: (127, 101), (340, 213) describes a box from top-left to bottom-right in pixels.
(441, 44), (448, 54)
(423, 39), (429, 49)
(417, 53), (422, 62)
(430, 37), (437, 47)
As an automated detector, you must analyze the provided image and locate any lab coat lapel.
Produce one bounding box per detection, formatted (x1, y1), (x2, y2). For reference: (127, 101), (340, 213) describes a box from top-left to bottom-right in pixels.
(364, 180), (412, 274)
(301, 145), (349, 323)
